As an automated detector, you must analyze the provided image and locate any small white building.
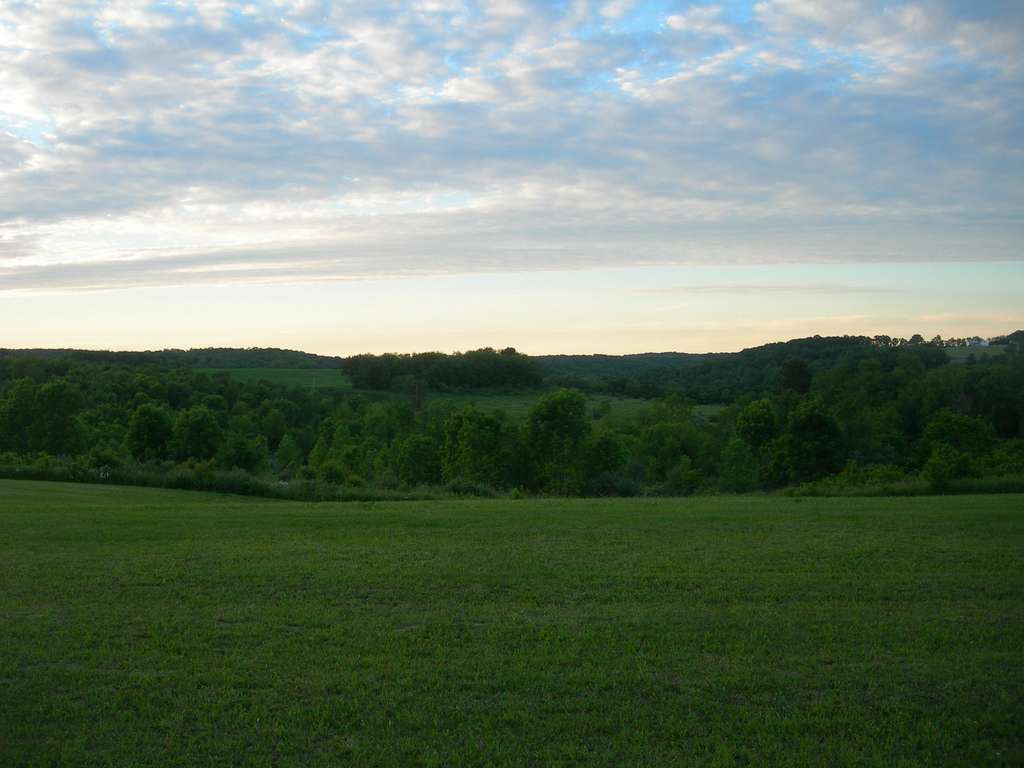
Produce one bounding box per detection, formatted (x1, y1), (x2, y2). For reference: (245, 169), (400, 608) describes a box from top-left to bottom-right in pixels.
(966, 336), (989, 347)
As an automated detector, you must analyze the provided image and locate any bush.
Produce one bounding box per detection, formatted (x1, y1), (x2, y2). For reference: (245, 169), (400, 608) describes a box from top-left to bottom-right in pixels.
(986, 439), (1024, 476)
(32, 453), (55, 472)
(0, 459), (440, 502)
(217, 432), (270, 474)
(317, 460), (348, 484)
(719, 437), (760, 492)
(923, 411), (994, 457)
(786, 461), (913, 497)
(923, 443), (977, 491)
(445, 478), (497, 497)
(663, 455), (703, 496)
(585, 471), (642, 497)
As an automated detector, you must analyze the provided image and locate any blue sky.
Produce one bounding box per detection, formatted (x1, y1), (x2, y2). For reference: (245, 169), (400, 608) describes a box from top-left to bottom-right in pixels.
(0, 0), (1022, 352)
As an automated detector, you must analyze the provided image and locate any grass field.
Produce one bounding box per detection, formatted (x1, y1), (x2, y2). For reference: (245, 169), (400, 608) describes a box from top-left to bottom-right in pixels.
(197, 368), (352, 389)
(945, 346), (1007, 364)
(2, 481), (1021, 766)
(193, 369), (726, 423)
(424, 391), (666, 421)
(371, 391), (724, 424)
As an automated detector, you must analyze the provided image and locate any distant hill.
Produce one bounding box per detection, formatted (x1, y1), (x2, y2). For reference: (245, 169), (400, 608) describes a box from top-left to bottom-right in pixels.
(536, 351), (715, 379)
(0, 347), (342, 369)
(5, 332), (1010, 403)
(539, 336), (894, 402)
(995, 330), (1024, 346)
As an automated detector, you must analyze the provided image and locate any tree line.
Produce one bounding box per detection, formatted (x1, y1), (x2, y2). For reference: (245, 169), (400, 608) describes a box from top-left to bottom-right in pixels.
(0, 346), (343, 369)
(341, 347), (543, 391)
(1, 339), (1022, 497)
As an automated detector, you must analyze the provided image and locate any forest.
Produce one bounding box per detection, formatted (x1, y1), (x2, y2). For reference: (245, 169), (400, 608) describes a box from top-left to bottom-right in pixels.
(1, 337), (1022, 499)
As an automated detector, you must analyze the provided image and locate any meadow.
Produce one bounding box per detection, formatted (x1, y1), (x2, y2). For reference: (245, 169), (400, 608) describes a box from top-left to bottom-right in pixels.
(945, 347), (1007, 364)
(2, 480), (1021, 766)
(421, 391), (703, 423)
(195, 367), (692, 423)
(196, 368), (352, 389)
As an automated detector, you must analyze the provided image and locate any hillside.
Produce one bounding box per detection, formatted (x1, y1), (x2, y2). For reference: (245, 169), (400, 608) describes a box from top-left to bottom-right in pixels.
(0, 347), (343, 369)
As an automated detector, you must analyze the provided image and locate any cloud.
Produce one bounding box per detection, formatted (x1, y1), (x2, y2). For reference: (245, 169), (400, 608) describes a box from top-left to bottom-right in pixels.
(0, 0), (1020, 293)
(642, 282), (901, 295)
(666, 5), (736, 39)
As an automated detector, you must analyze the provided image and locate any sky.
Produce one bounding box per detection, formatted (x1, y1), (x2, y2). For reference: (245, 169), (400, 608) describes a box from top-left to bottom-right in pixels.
(1, 0), (1022, 354)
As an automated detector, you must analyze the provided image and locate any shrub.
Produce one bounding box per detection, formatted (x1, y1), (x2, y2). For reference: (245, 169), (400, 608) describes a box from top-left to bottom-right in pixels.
(585, 471), (642, 497)
(986, 439), (1024, 476)
(719, 437), (760, 492)
(445, 478), (497, 497)
(317, 459), (348, 485)
(923, 443), (976, 491)
(663, 455), (703, 496)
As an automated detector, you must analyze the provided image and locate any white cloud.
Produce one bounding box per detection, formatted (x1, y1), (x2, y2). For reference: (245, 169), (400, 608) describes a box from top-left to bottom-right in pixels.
(601, 0), (636, 20)
(0, 0), (1019, 293)
(666, 5), (735, 38)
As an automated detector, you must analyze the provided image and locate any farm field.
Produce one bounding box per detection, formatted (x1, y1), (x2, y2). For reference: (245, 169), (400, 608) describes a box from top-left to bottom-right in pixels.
(197, 367), (352, 389)
(944, 346), (1007, 364)
(191, 369), (679, 422)
(2, 481), (1022, 766)
(362, 390), (723, 423)
(423, 391), (674, 421)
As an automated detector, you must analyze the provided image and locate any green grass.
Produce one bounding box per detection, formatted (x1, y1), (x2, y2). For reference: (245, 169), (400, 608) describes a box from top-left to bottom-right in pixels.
(197, 368), (351, 389)
(424, 391), (656, 421)
(191, 374), (719, 424)
(693, 402), (726, 421)
(945, 346), (1007, 364)
(2, 481), (1022, 766)
(403, 392), (723, 424)
(191, 373), (725, 424)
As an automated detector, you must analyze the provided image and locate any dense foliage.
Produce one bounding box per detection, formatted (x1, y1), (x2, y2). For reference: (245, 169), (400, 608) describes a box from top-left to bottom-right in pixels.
(540, 335), (953, 402)
(1, 338), (1022, 497)
(0, 346), (342, 369)
(341, 347), (543, 391)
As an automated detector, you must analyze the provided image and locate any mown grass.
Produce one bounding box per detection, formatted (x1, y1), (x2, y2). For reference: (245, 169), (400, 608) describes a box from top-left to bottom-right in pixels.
(197, 368), (352, 389)
(1, 480), (1021, 767)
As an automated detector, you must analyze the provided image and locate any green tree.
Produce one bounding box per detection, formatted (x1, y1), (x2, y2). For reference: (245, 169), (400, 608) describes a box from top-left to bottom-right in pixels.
(580, 430), (626, 494)
(0, 379), (38, 454)
(260, 408), (288, 451)
(765, 399), (843, 485)
(363, 400), (414, 443)
(126, 404), (173, 462)
(785, 397), (843, 481)
(525, 389), (591, 494)
(218, 432), (270, 474)
(275, 433), (303, 478)
(442, 406), (508, 486)
(923, 411), (994, 457)
(308, 434), (331, 471)
(635, 420), (707, 484)
(923, 443), (975, 490)
(34, 379), (82, 455)
(172, 406), (222, 461)
(396, 434), (442, 486)
(735, 399), (776, 448)
(664, 455), (702, 495)
(781, 358), (812, 394)
(720, 436), (760, 491)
